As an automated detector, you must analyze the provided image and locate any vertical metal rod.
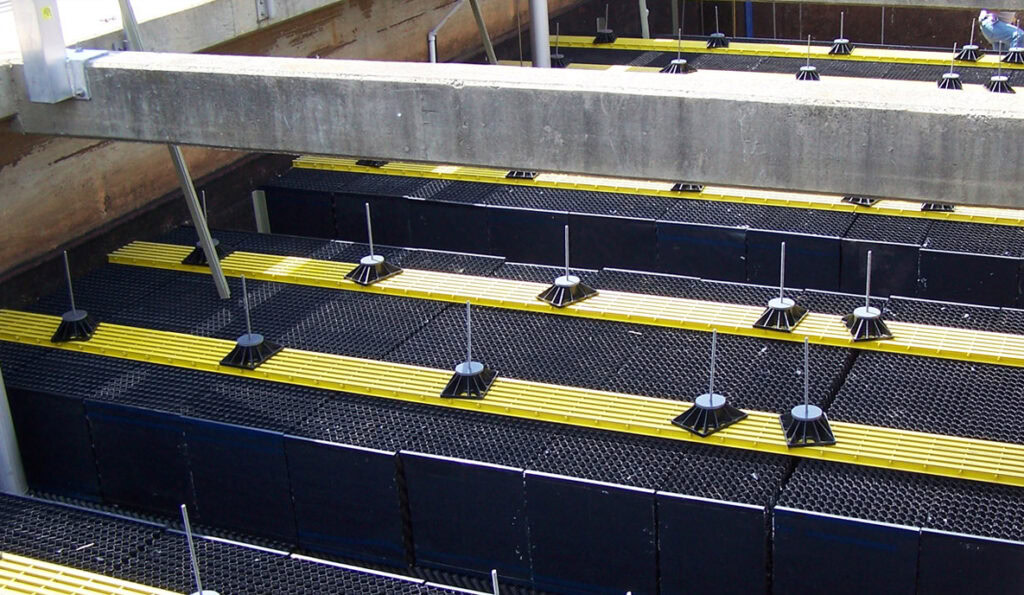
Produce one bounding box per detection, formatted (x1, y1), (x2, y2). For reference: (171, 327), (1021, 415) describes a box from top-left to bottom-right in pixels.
(467, 0), (498, 65)
(677, 27), (682, 59)
(865, 250), (873, 309)
(779, 242), (786, 299)
(563, 225), (570, 278)
(516, 0), (524, 66)
(118, 0), (229, 299)
(839, 11), (844, 39)
(529, 0), (550, 67)
(0, 366), (28, 495)
(970, 18), (975, 47)
(639, 0), (650, 38)
(672, 0), (680, 37)
(429, 35), (437, 63)
(180, 504), (204, 594)
(803, 337), (810, 417)
(491, 569), (500, 594)
(880, 6), (885, 45)
(714, 6), (720, 32)
(241, 275), (253, 337)
(251, 190), (271, 234)
(465, 301), (472, 365)
(950, 43), (957, 73)
(605, 3), (610, 28)
(708, 329), (717, 396)
(806, 34), (811, 66)
(364, 203), (375, 256)
(62, 251), (77, 312)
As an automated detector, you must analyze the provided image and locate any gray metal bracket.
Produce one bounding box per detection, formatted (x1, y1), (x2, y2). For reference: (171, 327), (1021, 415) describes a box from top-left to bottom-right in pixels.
(66, 49), (109, 100)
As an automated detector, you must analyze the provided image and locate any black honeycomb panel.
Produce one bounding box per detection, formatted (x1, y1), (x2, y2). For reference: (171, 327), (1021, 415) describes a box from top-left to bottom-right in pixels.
(236, 233), (347, 260)
(130, 533), (443, 594)
(779, 459), (1024, 543)
(333, 241), (504, 276)
(0, 493), (164, 578)
(840, 238), (921, 298)
(341, 174), (444, 197)
(486, 205), (569, 266)
(385, 305), (646, 391)
(30, 265), (181, 320)
(428, 181), (499, 204)
(491, 262), (597, 285)
(405, 199), (492, 255)
(263, 168), (362, 193)
(589, 268), (698, 297)
(482, 185), (571, 212)
(845, 214), (931, 244)
(264, 187), (337, 239)
(484, 185), (669, 220)
(884, 296), (1005, 332)
(559, 46), (1014, 83)
(656, 220), (747, 281)
(829, 351), (1024, 445)
(605, 325), (850, 414)
(290, 393), (435, 452)
(0, 342), (52, 381)
(919, 248), (1020, 307)
(569, 212), (659, 270)
(151, 226), (253, 249)
(660, 198), (761, 228)
(925, 221), (1024, 256)
(335, 192), (413, 247)
(799, 288), (883, 316)
(409, 407), (556, 469)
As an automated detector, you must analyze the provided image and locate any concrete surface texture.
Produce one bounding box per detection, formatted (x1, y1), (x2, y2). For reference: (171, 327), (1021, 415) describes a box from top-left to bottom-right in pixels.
(13, 51), (1024, 207)
(0, 0), (577, 278)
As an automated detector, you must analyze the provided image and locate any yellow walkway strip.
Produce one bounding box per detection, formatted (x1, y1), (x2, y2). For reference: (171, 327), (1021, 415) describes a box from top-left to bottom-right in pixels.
(111, 241), (1024, 369)
(552, 34), (1024, 70)
(292, 156), (1024, 227)
(2, 309), (1023, 488)
(0, 552), (179, 595)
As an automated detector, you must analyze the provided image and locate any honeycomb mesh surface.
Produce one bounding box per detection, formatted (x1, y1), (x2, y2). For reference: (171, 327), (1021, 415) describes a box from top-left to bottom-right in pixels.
(339, 174), (447, 198)
(828, 351), (1024, 445)
(559, 46), (1016, 83)
(884, 296), (1006, 331)
(604, 325), (851, 412)
(799, 289), (885, 316)
(151, 227), (253, 249)
(779, 460), (1024, 541)
(483, 185), (670, 219)
(845, 213), (932, 244)
(747, 206), (854, 237)
(0, 493), (163, 578)
(333, 242), (504, 276)
(661, 199), (764, 228)
(263, 169), (362, 193)
(923, 220), (1024, 256)
(491, 262), (598, 284)
(30, 266), (182, 321)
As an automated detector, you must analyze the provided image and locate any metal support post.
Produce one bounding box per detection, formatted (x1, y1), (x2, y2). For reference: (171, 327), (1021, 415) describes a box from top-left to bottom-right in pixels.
(468, 0), (498, 64)
(0, 366), (28, 495)
(117, 0), (230, 299)
(251, 190), (271, 234)
(639, 0), (650, 38)
(529, 0), (551, 67)
(428, 0), (466, 63)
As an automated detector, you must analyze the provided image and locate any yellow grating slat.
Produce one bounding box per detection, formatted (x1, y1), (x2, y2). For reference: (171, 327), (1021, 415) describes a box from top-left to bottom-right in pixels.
(2, 309), (1024, 487)
(291, 156), (1024, 228)
(110, 241), (1024, 369)
(0, 552), (180, 595)
(552, 34), (1024, 70)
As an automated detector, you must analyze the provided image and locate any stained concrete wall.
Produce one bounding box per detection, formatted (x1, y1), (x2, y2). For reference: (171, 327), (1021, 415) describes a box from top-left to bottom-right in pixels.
(0, 0), (578, 280)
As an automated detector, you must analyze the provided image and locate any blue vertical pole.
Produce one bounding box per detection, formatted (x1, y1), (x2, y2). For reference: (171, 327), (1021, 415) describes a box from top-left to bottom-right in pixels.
(745, 1), (753, 37)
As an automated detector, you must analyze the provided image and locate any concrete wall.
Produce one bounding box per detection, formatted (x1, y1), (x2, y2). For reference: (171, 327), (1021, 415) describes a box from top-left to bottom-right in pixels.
(0, 0), (578, 280)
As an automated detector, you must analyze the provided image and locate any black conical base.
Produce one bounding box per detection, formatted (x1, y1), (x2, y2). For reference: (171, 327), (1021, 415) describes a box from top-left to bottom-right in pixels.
(594, 29), (617, 44)
(672, 395), (748, 437)
(345, 257), (402, 286)
(441, 363), (497, 399)
(986, 76), (1015, 93)
(842, 307), (893, 341)
(506, 170), (539, 179)
(220, 334), (282, 369)
(937, 73), (963, 90)
(538, 277), (598, 308)
(1004, 48), (1024, 63)
(181, 239), (230, 266)
(660, 59), (695, 74)
(550, 53), (569, 68)
(829, 39), (853, 55)
(753, 299), (808, 332)
(51, 309), (97, 343)
(922, 202), (955, 212)
(780, 407), (836, 447)
(956, 45), (980, 62)
(706, 33), (729, 48)
(796, 66), (820, 81)
(355, 159), (388, 168)
(842, 195), (878, 207)
(671, 182), (704, 192)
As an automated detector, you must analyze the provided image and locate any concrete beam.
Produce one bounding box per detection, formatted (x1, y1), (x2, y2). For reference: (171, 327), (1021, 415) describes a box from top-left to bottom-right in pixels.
(12, 52), (1024, 207)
